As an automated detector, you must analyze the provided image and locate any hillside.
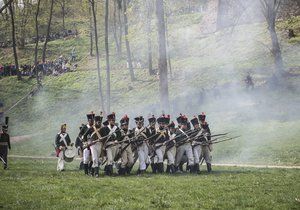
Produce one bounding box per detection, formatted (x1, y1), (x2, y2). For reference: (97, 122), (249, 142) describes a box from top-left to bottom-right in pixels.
(1, 13), (300, 165)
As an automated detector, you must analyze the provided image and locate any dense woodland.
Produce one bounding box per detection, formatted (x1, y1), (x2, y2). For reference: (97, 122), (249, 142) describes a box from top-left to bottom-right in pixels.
(0, 0), (300, 112)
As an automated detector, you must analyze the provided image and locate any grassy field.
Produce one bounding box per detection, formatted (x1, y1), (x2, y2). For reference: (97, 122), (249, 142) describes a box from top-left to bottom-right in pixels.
(0, 158), (299, 210)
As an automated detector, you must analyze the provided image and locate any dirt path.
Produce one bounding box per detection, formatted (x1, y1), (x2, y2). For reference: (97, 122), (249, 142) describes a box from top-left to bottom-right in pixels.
(11, 135), (32, 143)
(8, 155), (300, 169)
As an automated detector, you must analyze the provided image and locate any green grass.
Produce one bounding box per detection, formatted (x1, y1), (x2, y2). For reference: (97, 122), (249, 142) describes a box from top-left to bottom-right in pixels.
(0, 158), (299, 209)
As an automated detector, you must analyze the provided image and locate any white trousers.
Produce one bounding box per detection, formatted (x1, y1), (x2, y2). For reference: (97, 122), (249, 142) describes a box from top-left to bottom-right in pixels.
(200, 145), (212, 164)
(57, 151), (64, 171)
(106, 144), (119, 165)
(154, 145), (166, 163)
(166, 146), (176, 165)
(83, 148), (90, 164)
(193, 145), (201, 164)
(137, 142), (149, 170)
(90, 142), (102, 168)
(175, 143), (194, 167)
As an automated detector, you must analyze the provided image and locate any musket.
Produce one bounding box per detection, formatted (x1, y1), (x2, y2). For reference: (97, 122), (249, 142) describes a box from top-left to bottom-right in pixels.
(192, 136), (241, 147)
(0, 156), (6, 165)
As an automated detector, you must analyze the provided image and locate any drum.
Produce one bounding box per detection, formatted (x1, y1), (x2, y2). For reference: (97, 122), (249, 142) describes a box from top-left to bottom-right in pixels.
(64, 146), (76, 162)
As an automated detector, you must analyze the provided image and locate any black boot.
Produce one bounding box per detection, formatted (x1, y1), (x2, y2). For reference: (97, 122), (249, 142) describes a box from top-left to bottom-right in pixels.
(137, 168), (141, 175)
(151, 163), (157, 174)
(207, 163), (212, 172)
(79, 161), (84, 170)
(126, 166), (131, 175)
(84, 164), (89, 175)
(195, 164), (200, 174)
(170, 164), (176, 174)
(179, 163), (183, 172)
(166, 165), (170, 173)
(189, 165), (194, 173)
(118, 167), (125, 175)
(90, 167), (95, 176)
(109, 165), (113, 176)
(95, 167), (99, 178)
(158, 163), (164, 173)
(88, 161), (93, 174)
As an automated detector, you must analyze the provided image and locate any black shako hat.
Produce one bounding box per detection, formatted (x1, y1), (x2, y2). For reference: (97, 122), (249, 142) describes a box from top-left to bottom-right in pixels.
(86, 112), (95, 121)
(107, 112), (116, 121)
(134, 116), (144, 123)
(191, 116), (199, 127)
(120, 115), (129, 125)
(198, 112), (206, 122)
(148, 115), (156, 124)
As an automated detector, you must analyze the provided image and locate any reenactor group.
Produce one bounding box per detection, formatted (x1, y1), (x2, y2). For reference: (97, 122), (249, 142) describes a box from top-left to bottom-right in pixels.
(55, 112), (214, 177)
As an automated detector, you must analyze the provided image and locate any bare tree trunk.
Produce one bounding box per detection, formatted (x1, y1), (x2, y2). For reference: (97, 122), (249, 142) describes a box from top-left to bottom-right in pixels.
(156, 0), (169, 110)
(261, 0), (284, 76)
(118, 1), (122, 56)
(0, 0), (13, 14)
(8, 0), (21, 80)
(34, 0), (42, 87)
(89, 4), (94, 56)
(146, 0), (154, 75)
(42, 0), (54, 63)
(113, 0), (121, 58)
(165, 13), (172, 78)
(90, 0), (105, 111)
(105, 0), (111, 113)
(123, 0), (135, 81)
(62, 0), (65, 31)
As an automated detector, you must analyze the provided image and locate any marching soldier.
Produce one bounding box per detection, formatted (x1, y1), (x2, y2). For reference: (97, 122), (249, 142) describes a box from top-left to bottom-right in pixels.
(81, 113), (95, 175)
(190, 116), (202, 173)
(55, 124), (71, 171)
(133, 116), (151, 175)
(199, 119), (213, 172)
(153, 115), (169, 173)
(89, 114), (103, 177)
(75, 124), (85, 170)
(101, 113), (121, 176)
(147, 115), (157, 173)
(165, 121), (176, 174)
(174, 115), (195, 173)
(0, 124), (10, 170)
(118, 115), (134, 175)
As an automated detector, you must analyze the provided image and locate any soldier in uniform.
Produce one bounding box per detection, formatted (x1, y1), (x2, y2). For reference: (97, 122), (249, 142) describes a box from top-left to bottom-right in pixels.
(75, 124), (85, 170)
(153, 115), (169, 173)
(147, 115), (157, 173)
(101, 113), (121, 176)
(89, 114), (103, 177)
(55, 124), (71, 171)
(80, 113), (95, 175)
(174, 115), (195, 173)
(118, 115), (134, 175)
(199, 119), (212, 172)
(190, 116), (202, 174)
(165, 121), (176, 174)
(0, 124), (10, 170)
(133, 116), (151, 175)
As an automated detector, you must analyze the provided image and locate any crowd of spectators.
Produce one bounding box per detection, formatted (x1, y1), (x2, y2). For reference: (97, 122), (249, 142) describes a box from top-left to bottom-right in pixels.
(0, 52), (78, 79)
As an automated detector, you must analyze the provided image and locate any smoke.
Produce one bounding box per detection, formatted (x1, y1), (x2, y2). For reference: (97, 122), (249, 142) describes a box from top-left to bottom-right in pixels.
(7, 0), (300, 165)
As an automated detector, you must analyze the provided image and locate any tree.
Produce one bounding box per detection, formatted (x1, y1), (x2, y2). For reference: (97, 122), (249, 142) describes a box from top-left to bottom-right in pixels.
(90, 0), (105, 111)
(105, 0), (111, 112)
(123, 0), (135, 81)
(260, 0), (284, 76)
(56, 0), (66, 31)
(34, 0), (42, 87)
(145, 0), (154, 75)
(156, 0), (169, 110)
(0, 0), (13, 14)
(6, 0), (21, 80)
(113, 0), (121, 58)
(42, 0), (55, 63)
(88, 3), (94, 56)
